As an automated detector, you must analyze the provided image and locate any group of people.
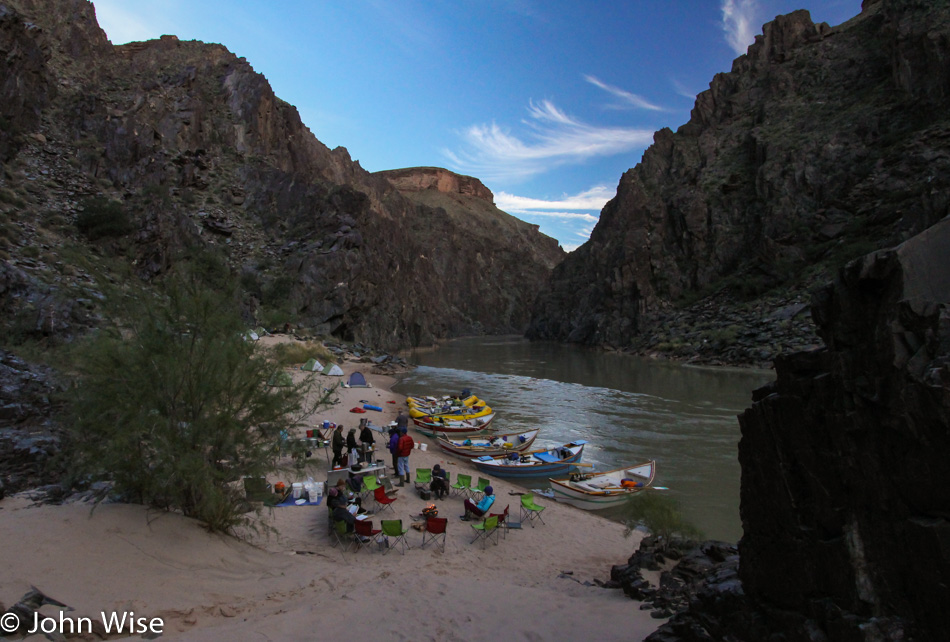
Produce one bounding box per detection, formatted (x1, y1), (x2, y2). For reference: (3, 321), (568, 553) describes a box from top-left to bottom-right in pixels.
(329, 408), (498, 533)
(330, 419), (376, 469)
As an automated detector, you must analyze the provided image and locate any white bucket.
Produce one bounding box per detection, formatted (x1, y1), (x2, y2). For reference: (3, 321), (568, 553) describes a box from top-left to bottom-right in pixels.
(292, 482), (303, 499)
(420, 443), (428, 451)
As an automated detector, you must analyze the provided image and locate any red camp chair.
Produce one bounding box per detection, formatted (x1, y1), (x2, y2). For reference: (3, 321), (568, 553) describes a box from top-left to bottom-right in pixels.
(354, 518), (382, 552)
(373, 485), (397, 513)
(420, 517), (448, 552)
(488, 504), (510, 539)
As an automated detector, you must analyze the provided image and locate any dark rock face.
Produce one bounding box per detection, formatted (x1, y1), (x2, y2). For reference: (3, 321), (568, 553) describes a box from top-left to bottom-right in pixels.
(0, 0), (562, 351)
(528, 1), (950, 366)
(0, 350), (64, 496)
(630, 220), (949, 642)
(733, 217), (950, 641)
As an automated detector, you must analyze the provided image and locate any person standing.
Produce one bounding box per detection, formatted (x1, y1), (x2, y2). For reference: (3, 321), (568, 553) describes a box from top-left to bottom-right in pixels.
(359, 419), (375, 464)
(331, 424), (345, 468)
(388, 427), (400, 477)
(396, 426), (414, 486)
(346, 428), (359, 467)
(395, 410), (408, 432)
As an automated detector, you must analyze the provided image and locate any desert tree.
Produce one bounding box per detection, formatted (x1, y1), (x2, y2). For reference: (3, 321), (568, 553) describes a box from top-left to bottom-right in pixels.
(66, 265), (329, 532)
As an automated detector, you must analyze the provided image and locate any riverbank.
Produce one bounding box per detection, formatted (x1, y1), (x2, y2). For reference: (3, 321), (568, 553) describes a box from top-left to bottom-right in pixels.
(0, 336), (662, 640)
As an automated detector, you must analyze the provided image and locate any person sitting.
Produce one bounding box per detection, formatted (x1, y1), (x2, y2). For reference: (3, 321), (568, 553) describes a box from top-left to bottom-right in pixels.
(346, 471), (364, 495)
(461, 486), (495, 521)
(430, 464), (449, 500)
(334, 478), (366, 514)
(327, 486), (356, 532)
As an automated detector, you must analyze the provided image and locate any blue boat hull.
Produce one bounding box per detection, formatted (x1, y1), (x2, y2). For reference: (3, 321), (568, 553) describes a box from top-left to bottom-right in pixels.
(472, 445), (585, 478)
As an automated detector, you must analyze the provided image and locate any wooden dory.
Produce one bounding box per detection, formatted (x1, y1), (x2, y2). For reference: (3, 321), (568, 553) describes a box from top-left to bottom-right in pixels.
(412, 413), (496, 437)
(436, 429), (539, 459)
(471, 441), (586, 478)
(548, 461), (657, 510)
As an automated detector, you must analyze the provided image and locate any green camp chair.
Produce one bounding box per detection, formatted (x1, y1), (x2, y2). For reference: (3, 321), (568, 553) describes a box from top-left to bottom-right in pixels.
(414, 468), (432, 490)
(451, 473), (472, 498)
(520, 493), (546, 527)
(470, 515), (500, 548)
(380, 519), (411, 555)
(361, 475), (382, 501)
(469, 477), (490, 501)
(332, 519), (356, 559)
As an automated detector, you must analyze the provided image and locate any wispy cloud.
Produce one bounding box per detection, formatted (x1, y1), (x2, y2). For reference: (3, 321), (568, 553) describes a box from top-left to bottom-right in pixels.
(495, 185), (611, 251)
(584, 75), (663, 111)
(495, 185), (613, 213)
(721, 0), (759, 56)
(444, 100), (653, 181)
(670, 77), (700, 101)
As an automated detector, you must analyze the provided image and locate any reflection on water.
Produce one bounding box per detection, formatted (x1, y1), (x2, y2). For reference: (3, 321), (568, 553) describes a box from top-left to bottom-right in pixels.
(394, 336), (773, 542)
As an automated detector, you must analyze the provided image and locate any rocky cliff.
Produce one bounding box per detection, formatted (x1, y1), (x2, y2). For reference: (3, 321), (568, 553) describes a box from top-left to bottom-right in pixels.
(732, 217), (950, 640)
(376, 167), (496, 203)
(376, 167), (564, 329)
(527, 0), (950, 367)
(0, 0), (563, 351)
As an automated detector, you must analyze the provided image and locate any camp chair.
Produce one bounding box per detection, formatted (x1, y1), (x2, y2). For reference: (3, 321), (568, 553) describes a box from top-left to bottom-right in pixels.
(331, 519), (356, 559)
(361, 475), (382, 501)
(488, 504), (510, 539)
(520, 493), (546, 527)
(373, 485), (398, 513)
(470, 515), (500, 548)
(420, 516), (448, 553)
(380, 519), (411, 555)
(354, 518), (382, 552)
(414, 468), (432, 490)
(451, 473), (472, 498)
(469, 477), (490, 501)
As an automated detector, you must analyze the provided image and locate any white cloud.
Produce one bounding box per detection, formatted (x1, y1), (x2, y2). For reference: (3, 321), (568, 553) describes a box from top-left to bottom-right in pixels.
(584, 75), (663, 111)
(494, 186), (611, 250)
(721, 0), (759, 56)
(670, 77), (700, 101)
(444, 99), (653, 182)
(495, 185), (613, 212)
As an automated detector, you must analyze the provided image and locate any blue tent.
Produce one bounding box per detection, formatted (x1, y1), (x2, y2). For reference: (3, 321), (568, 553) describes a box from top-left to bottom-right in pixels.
(345, 371), (371, 388)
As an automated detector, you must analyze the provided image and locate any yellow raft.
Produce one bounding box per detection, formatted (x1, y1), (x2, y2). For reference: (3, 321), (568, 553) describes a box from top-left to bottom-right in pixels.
(408, 402), (492, 420)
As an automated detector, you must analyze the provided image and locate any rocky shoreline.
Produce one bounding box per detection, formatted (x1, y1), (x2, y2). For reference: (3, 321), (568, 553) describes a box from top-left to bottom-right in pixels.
(619, 285), (822, 370)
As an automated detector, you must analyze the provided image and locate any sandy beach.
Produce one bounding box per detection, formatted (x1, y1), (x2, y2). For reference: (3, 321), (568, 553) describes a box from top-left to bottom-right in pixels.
(0, 336), (661, 640)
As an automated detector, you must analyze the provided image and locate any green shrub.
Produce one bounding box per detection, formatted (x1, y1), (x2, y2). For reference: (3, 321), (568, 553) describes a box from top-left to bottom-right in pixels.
(76, 196), (135, 240)
(65, 274), (330, 532)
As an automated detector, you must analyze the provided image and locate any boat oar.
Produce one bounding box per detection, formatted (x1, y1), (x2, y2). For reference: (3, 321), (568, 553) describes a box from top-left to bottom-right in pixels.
(571, 463), (594, 467)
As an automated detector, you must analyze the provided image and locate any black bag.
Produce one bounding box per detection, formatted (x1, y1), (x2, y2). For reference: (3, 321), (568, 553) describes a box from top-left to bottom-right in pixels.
(418, 488), (432, 500)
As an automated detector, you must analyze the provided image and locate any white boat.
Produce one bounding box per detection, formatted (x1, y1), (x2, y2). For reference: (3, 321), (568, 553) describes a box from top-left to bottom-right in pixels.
(547, 461), (656, 510)
(436, 429), (539, 459)
(471, 441), (586, 478)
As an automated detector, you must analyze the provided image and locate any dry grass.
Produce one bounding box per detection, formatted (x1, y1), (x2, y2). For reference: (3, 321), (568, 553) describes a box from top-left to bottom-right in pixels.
(268, 340), (336, 367)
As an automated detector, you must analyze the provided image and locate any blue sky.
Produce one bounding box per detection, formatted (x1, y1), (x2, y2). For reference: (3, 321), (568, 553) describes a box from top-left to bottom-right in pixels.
(93, 0), (862, 251)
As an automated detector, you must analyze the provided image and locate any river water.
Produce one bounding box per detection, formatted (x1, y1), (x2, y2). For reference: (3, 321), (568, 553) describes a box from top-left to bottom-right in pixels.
(392, 335), (773, 542)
